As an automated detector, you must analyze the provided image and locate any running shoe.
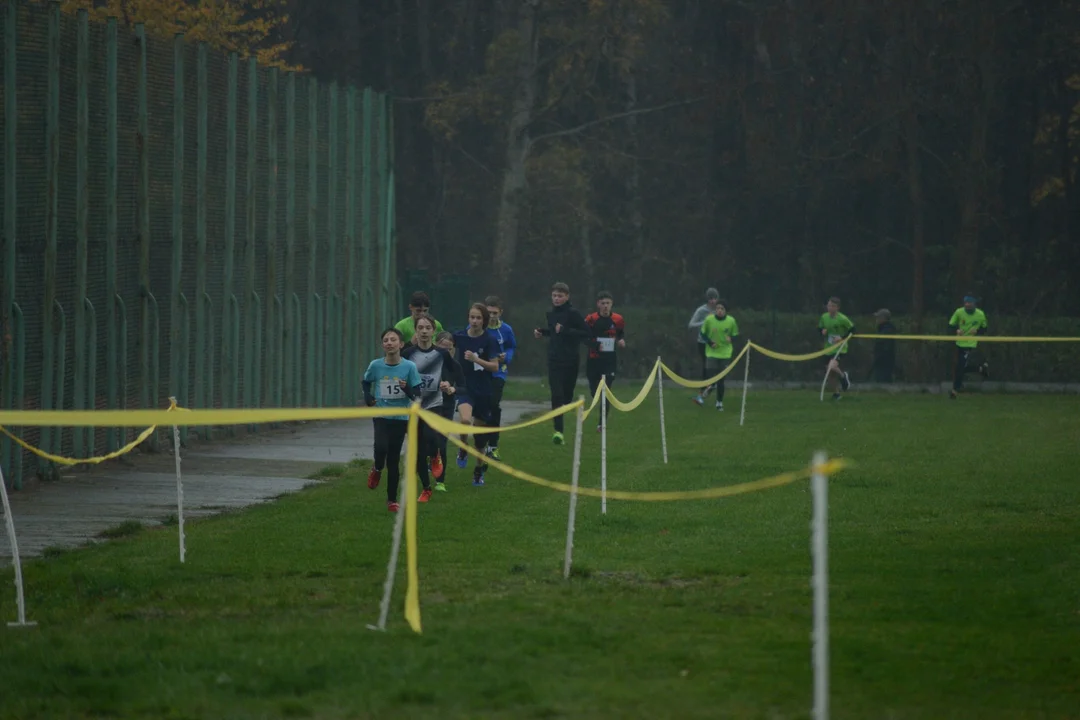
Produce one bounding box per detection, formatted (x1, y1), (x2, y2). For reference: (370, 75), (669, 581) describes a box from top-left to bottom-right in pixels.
(841, 372), (851, 391)
(692, 395), (704, 406)
(435, 482), (447, 493)
(472, 468), (485, 487)
(456, 448), (468, 469)
(716, 402), (724, 412)
(387, 501), (399, 513)
(431, 452), (444, 480)
(418, 488), (432, 503)
(367, 467), (381, 490)
(488, 447), (502, 461)
(552, 431), (565, 445)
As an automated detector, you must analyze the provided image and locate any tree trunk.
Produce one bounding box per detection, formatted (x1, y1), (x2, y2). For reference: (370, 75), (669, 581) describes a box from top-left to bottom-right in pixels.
(904, 107), (926, 329)
(492, 0), (540, 300)
(580, 216), (596, 301)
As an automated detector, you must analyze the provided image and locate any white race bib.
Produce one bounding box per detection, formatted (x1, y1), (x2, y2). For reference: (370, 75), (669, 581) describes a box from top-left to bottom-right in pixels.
(378, 379), (403, 400)
(597, 337), (616, 352)
(420, 374), (438, 391)
(828, 334), (842, 345)
(473, 362), (484, 372)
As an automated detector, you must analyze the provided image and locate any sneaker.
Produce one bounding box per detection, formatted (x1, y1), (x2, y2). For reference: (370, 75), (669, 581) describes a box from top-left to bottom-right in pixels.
(552, 431), (565, 445)
(979, 362), (990, 379)
(431, 452), (444, 480)
(367, 468), (381, 490)
(841, 372), (851, 391)
(418, 488), (432, 503)
(456, 449), (468, 469)
(715, 402), (724, 411)
(692, 395), (704, 406)
(488, 447), (501, 461)
(596, 424), (603, 433)
(472, 468), (485, 486)
(435, 482), (447, 493)
(949, 389), (959, 400)
(387, 501), (399, 513)
(832, 392), (842, 401)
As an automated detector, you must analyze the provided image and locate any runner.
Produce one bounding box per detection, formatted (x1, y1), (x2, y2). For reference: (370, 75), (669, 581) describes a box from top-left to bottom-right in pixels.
(453, 303), (502, 486)
(394, 291), (445, 344)
(533, 282), (589, 445)
(688, 288), (720, 380)
(692, 299), (739, 411)
(819, 297), (855, 401)
(402, 315), (463, 494)
(361, 328), (427, 512)
(484, 295), (517, 461)
(948, 293), (989, 399)
(433, 331), (465, 491)
(584, 291), (626, 431)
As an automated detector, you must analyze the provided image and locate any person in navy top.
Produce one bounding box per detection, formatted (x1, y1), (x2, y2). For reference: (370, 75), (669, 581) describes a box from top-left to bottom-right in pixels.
(484, 295), (517, 460)
(452, 303), (501, 485)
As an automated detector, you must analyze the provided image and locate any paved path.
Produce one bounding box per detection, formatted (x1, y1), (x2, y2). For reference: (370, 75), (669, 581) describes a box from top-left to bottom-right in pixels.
(0, 400), (543, 562)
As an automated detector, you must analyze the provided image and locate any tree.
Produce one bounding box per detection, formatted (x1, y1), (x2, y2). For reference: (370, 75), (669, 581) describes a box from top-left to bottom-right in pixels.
(58, 0), (297, 68)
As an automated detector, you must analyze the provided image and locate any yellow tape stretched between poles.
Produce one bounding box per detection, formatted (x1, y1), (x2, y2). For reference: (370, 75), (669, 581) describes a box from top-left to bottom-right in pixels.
(853, 334), (1080, 343)
(0, 405), (447, 428)
(0, 399), (183, 466)
(582, 359), (660, 419)
(423, 408), (849, 501)
(661, 343), (751, 389)
(748, 342), (842, 363)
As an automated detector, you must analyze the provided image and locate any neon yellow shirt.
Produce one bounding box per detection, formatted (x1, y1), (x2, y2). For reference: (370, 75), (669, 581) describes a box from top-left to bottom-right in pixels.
(949, 308), (987, 348)
(819, 313), (854, 355)
(701, 314), (739, 359)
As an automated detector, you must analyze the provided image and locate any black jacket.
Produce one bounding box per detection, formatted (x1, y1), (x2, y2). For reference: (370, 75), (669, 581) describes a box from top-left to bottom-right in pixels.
(872, 321), (896, 371)
(537, 302), (589, 366)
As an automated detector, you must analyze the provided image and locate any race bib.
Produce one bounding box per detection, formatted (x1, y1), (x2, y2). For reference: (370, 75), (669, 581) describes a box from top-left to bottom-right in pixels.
(597, 337), (616, 352)
(420, 374), (438, 391)
(828, 334), (842, 345)
(378, 379), (403, 399)
(473, 362), (484, 372)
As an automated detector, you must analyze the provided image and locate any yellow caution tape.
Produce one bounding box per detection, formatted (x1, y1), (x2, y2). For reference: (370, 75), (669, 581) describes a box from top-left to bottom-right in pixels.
(424, 399), (583, 436)
(0, 405), (432, 427)
(0, 399), (181, 466)
(661, 343), (750, 389)
(433, 410), (848, 501)
(854, 334), (1080, 343)
(582, 359), (660, 420)
(748, 342), (843, 362)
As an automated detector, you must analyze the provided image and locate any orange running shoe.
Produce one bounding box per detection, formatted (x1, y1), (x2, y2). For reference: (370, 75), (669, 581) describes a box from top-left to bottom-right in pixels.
(418, 488), (433, 503)
(431, 452), (444, 480)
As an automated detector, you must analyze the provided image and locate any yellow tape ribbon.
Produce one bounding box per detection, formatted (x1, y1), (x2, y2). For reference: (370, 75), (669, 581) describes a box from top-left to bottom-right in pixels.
(853, 334), (1080, 343)
(748, 342), (842, 363)
(661, 343), (750, 389)
(0, 399), (181, 466)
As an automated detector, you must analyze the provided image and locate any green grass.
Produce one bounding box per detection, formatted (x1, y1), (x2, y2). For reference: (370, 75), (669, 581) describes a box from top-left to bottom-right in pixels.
(2, 388), (1079, 719)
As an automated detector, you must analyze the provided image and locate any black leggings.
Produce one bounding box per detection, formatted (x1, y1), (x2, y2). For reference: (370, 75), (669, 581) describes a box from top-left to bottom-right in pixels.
(698, 342), (708, 379)
(587, 361), (615, 423)
(548, 363), (579, 433)
(952, 348), (982, 391)
(373, 418), (430, 501)
(488, 377), (506, 448)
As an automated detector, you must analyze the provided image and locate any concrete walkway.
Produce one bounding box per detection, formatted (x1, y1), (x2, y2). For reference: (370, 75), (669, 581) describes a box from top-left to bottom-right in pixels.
(0, 400), (543, 562)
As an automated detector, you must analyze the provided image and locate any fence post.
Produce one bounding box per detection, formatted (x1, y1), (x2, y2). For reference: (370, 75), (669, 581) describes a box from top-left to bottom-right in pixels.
(195, 42), (209, 437)
(656, 359), (668, 465)
(222, 52), (238, 429)
(39, 3), (61, 479)
(326, 83), (339, 407)
(72, 10), (89, 457)
(361, 88), (374, 359)
(135, 23), (152, 420)
(811, 451), (830, 720)
(243, 56), (258, 420)
(306, 77), (319, 408)
(168, 32), (186, 433)
(740, 341), (751, 427)
(1, 0), (18, 485)
(563, 398), (585, 579)
(105, 17), (120, 451)
(266, 68), (279, 413)
(284, 72), (297, 407)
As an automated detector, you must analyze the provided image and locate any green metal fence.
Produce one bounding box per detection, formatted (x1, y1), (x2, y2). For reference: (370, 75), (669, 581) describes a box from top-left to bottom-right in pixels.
(0, 1), (397, 489)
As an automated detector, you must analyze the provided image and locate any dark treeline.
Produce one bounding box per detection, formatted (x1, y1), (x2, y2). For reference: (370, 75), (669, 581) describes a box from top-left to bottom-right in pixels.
(282, 0), (1080, 322)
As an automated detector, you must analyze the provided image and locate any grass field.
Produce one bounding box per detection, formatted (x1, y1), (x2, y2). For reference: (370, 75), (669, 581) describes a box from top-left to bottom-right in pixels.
(2, 386), (1079, 719)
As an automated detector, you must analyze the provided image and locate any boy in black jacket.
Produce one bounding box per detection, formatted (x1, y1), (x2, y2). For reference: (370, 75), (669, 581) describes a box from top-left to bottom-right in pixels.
(533, 281), (588, 444)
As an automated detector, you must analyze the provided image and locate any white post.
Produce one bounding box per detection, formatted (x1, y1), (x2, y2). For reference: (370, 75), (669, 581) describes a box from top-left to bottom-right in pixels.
(0, 465), (35, 628)
(811, 451), (830, 720)
(600, 386), (608, 515)
(370, 481), (407, 631)
(739, 340), (751, 427)
(656, 359), (668, 464)
(820, 340), (848, 401)
(173, 422), (186, 564)
(563, 399), (585, 579)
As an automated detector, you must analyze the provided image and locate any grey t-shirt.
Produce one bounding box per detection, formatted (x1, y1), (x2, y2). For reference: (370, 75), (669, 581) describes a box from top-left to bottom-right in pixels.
(688, 304), (712, 343)
(401, 346), (450, 410)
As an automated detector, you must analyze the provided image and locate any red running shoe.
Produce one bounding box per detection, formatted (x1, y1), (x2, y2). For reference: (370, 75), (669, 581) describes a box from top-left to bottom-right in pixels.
(367, 467), (381, 490)
(431, 452), (444, 480)
(387, 501), (400, 513)
(418, 488), (433, 503)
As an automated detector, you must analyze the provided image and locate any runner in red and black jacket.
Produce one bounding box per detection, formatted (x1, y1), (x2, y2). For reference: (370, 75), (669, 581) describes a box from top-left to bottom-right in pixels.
(584, 291), (626, 431)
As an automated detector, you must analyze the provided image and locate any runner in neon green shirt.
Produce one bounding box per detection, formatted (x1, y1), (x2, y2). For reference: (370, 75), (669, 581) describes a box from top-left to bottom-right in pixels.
(947, 293), (989, 398)
(818, 296), (854, 400)
(692, 300), (739, 411)
(395, 291), (444, 343)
